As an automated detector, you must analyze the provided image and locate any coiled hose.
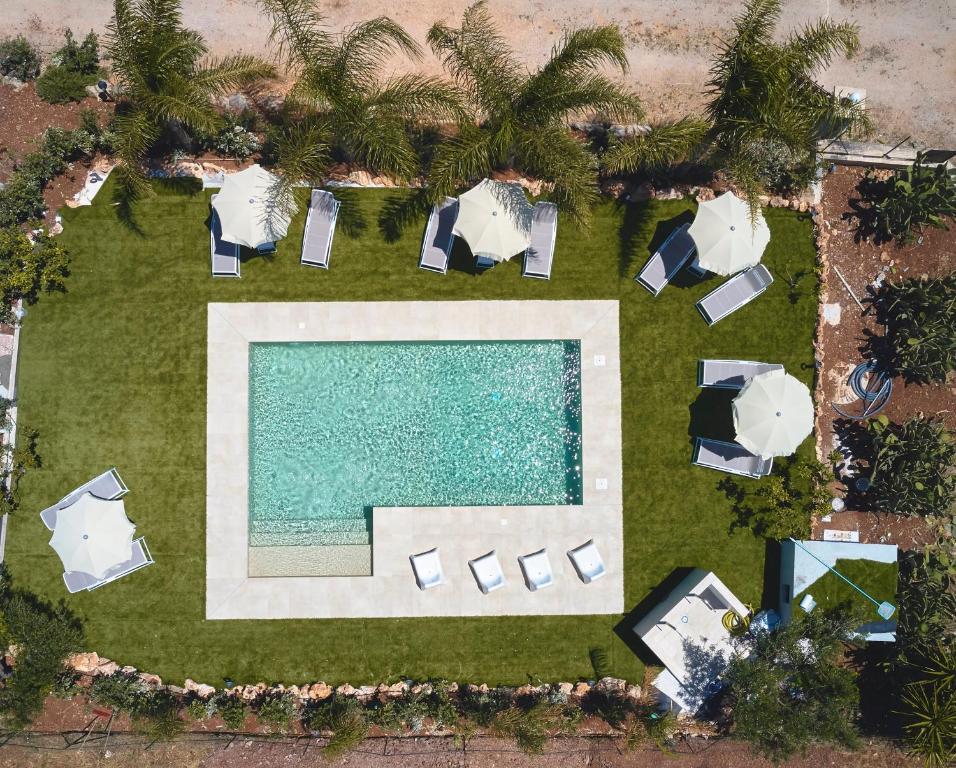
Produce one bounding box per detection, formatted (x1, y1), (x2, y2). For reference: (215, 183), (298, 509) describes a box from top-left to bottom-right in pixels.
(831, 360), (893, 420)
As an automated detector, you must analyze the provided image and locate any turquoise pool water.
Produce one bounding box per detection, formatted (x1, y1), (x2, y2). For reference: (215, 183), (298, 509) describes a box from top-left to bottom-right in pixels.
(248, 340), (583, 549)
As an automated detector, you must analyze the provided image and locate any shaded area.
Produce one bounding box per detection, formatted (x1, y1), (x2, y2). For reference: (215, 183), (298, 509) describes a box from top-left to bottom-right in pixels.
(687, 388), (737, 444)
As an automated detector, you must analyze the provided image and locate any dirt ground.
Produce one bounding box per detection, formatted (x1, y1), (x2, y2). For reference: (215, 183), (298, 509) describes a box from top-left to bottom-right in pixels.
(3, 0), (955, 146)
(0, 735), (923, 768)
(812, 164), (956, 548)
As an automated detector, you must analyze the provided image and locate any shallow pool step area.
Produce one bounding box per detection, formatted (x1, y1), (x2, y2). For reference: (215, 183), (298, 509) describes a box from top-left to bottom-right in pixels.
(249, 516), (370, 547)
(248, 543), (372, 577)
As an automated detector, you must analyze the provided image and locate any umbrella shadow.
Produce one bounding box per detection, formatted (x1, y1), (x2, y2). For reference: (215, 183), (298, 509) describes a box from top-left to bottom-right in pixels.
(687, 388), (737, 445)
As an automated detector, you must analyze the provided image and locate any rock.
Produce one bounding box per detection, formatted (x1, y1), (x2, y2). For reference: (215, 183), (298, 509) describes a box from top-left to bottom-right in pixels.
(287, 685), (300, 699)
(138, 673), (162, 688)
(695, 187), (716, 202)
(166, 685), (185, 695)
(336, 684), (356, 697)
(309, 683), (333, 700)
(410, 683), (433, 696)
(346, 170), (376, 186)
(572, 682), (590, 699)
(225, 93), (250, 112)
(655, 187), (682, 201)
(758, 195), (771, 206)
(446, 682), (458, 694)
(625, 685), (643, 702)
(96, 661), (120, 677)
(68, 652), (100, 674)
(769, 196), (788, 208)
(602, 180), (626, 198)
(477, 683), (489, 694)
(386, 682), (408, 699)
(557, 682), (574, 696)
(202, 162), (227, 176)
(514, 684), (535, 698)
(595, 677), (627, 695)
(173, 161), (203, 178)
(1, 75), (26, 91)
(241, 686), (260, 702)
(121, 666), (137, 675)
(790, 199), (801, 210)
(355, 686), (378, 702)
(799, 201), (809, 212)
(85, 84), (101, 99)
(186, 679), (217, 698)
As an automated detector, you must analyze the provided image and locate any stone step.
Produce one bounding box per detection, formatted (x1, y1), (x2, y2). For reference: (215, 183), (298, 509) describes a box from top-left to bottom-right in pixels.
(248, 544), (372, 577)
(249, 528), (370, 547)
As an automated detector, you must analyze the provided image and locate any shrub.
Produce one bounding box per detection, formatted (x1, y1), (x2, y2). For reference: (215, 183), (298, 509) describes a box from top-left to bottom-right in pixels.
(131, 690), (186, 741)
(0, 36), (41, 80)
(305, 696), (368, 759)
(899, 674), (956, 767)
(0, 426), (42, 516)
(0, 567), (85, 729)
(867, 415), (956, 517)
(88, 671), (150, 713)
(0, 177), (45, 229)
(186, 697), (210, 721)
(878, 274), (956, 384)
(36, 66), (91, 104)
(723, 605), (862, 762)
(254, 691), (297, 732)
(490, 703), (576, 755)
(36, 30), (100, 105)
(863, 153), (956, 244)
(0, 227), (71, 323)
(212, 693), (247, 730)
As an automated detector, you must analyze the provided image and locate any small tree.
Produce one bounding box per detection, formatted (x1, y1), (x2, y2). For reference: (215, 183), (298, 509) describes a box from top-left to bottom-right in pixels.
(878, 273), (956, 384)
(867, 415), (956, 517)
(865, 153), (956, 245)
(723, 605), (862, 762)
(0, 36), (41, 81)
(36, 29), (102, 104)
(0, 228), (71, 323)
(0, 567), (85, 729)
(722, 457), (829, 539)
(0, 424), (42, 516)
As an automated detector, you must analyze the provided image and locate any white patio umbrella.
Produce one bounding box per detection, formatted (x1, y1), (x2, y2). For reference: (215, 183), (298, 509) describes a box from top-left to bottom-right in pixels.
(688, 191), (770, 275)
(212, 164), (296, 249)
(49, 493), (135, 579)
(732, 369), (814, 458)
(452, 179), (533, 262)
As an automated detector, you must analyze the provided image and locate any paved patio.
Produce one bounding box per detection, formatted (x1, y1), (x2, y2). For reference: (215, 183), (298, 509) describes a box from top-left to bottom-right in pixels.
(206, 300), (623, 619)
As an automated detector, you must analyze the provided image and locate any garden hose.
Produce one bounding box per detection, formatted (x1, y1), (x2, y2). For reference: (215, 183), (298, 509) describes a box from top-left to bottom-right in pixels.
(831, 360), (893, 420)
(722, 603), (754, 634)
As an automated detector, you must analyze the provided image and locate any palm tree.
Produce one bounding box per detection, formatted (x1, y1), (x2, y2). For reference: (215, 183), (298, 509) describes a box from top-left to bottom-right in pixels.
(105, 0), (275, 202)
(259, 0), (464, 184)
(704, 0), (868, 204)
(426, 2), (644, 225)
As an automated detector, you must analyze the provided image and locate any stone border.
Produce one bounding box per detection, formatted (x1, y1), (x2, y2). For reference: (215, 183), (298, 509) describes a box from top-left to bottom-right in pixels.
(206, 301), (623, 619)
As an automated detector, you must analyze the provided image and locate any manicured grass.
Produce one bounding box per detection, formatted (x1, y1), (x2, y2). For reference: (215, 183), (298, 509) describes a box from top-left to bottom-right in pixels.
(6, 180), (818, 686)
(796, 558), (899, 619)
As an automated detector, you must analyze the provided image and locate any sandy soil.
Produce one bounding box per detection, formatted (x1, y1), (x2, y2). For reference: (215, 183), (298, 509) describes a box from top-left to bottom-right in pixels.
(3, 0), (955, 145)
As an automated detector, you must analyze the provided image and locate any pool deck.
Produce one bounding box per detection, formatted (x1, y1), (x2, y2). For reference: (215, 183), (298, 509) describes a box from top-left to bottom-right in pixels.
(206, 300), (623, 619)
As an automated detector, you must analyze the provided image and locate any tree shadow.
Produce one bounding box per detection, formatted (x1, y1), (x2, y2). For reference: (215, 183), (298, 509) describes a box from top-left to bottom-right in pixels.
(447, 236), (482, 275)
(377, 189), (431, 243)
(330, 187), (369, 239)
(760, 539), (782, 611)
(831, 418), (874, 508)
(842, 173), (895, 245)
(614, 199), (658, 278)
(687, 388), (737, 445)
(612, 567), (696, 667)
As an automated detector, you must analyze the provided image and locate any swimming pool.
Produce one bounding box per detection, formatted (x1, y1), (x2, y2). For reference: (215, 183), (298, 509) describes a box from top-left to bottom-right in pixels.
(248, 340), (583, 575)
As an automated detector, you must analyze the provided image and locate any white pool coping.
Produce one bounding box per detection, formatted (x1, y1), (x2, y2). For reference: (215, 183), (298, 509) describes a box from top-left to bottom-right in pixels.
(206, 300), (623, 619)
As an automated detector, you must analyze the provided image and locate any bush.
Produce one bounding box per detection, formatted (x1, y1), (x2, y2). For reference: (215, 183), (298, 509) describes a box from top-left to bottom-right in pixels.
(131, 690), (186, 741)
(211, 693), (247, 730)
(878, 274), (956, 384)
(863, 153), (956, 244)
(254, 691), (297, 732)
(36, 30), (100, 105)
(0, 227), (71, 322)
(0, 567), (85, 729)
(305, 696), (368, 759)
(193, 111), (261, 159)
(0, 177), (45, 230)
(490, 703), (576, 755)
(88, 671), (150, 713)
(867, 415), (956, 517)
(0, 35), (41, 81)
(36, 65), (91, 104)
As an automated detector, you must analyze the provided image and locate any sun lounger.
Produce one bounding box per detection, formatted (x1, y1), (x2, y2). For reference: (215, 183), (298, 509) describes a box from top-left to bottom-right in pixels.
(696, 264), (773, 325)
(410, 548), (444, 590)
(63, 538), (153, 593)
(567, 540), (606, 583)
(692, 437), (773, 478)
(40, 468), (129, 531)
(419, 197), (458, 274)
(635, 223), (696, 296)
(522, 202), (558, 279)
(210, 195), (240, 278)
(468, 550), (507, 594)
(301, 189), (340, 269)
(518, 548), (554, 591)
(697, 359), (784, 389)
(63, 570), (95, 594)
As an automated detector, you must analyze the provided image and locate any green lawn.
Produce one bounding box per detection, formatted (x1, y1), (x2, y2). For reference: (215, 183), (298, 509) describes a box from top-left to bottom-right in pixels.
(796, 558), (899, 619)
(6, 180), (818, 686)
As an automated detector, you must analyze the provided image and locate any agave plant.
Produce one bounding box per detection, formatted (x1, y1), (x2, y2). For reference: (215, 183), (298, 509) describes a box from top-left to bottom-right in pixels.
(899, 678), (956, 767)
(704, 0), (868, 209)
(868, 153), (956, 244)
(878, 273), (956, 384)
(105, 0), (275, 202)
(426, 1), (643, 226)
(260, 0), (464, 186)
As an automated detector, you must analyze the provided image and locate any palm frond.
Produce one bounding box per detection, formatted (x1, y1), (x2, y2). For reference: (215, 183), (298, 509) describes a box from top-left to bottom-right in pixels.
(783, 18), (860, 72)
(111, 107), (159, 202)
(602, 117), (710, 174)
(427, 125), (495, 196)
(192, 55), (276, 94)
(537, 26), (629, 82)
(427, 2), (521, 117)
(341, 113), (421, 181)
(258, 0), (332, 69)
(335, 17), (421, 88)
(519, 74), (642, 125)
(366, 74), (467, 124)
(274, 120), (332, 185)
